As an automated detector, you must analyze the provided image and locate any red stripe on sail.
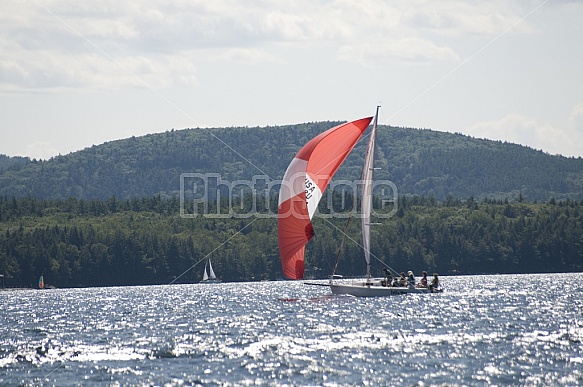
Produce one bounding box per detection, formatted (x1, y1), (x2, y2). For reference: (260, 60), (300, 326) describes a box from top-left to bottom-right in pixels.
(278, 116), (373, 280)
(299, 117), (373, 192)
(277, 192), (313, 279)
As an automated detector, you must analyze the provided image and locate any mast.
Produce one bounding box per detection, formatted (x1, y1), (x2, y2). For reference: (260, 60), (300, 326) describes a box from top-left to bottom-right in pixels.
(361, 106), (380, 278)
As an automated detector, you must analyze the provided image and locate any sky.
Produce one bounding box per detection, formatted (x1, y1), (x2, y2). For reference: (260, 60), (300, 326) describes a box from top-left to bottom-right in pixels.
(1, 0), (582, 160)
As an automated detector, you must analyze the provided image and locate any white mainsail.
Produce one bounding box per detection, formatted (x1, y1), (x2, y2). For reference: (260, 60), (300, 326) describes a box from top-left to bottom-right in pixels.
(202, 262), (209, 281)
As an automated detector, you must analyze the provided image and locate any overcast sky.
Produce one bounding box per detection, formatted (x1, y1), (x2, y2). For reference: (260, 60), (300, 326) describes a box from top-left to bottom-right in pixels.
(1, 0), (582, 160)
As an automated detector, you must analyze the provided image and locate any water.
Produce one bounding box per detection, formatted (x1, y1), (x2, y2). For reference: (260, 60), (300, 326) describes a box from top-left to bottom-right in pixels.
(1, 273), (583, 386)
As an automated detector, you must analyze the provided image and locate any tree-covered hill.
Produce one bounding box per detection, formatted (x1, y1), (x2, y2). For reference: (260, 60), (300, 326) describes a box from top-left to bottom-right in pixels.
(0, 123), (582, 201)
(0, 154), (30, 172)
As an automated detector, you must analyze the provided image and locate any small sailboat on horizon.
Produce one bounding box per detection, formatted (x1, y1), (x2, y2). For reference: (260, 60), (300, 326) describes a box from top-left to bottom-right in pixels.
(201, 259), (221, 283)
(37, 274), (56, 289)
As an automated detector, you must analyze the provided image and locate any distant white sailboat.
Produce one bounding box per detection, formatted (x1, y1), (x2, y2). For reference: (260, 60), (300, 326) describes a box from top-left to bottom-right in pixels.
(201, 259), (221, 283)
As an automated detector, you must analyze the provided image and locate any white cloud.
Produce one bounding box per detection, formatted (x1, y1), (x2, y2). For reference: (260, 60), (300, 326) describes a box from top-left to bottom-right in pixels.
(0, 45), (198, 91)
(568, 102), (583, 147)
(25, 141), (59, 161)
(467, 113), (581, 157)
(404, 1), (534, 36)
(204, 48), (281, 65)
(0, 0), (543, 93)
(570, 101), (583, 124)
(338, 37), (459, 67)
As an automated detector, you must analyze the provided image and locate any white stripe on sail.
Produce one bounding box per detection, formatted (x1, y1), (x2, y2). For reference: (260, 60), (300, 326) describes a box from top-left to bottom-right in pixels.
(278, 158), (308, 206)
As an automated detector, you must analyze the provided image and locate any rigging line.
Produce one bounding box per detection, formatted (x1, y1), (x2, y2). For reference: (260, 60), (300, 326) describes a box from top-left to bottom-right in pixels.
(301, 118), (373, 189)
(168, 217), (258, 285)
(44, 335), (104, 379)
(387, 0), (550, 123)
(37, 211), (232, 369)
(33, 0), (272, 179)
(330, 193), (356, 278)
(44, 251), (247, 380)
(320, 217), (400, 277)
(40, 217), (258, 381)
(38, 215), (256, 381)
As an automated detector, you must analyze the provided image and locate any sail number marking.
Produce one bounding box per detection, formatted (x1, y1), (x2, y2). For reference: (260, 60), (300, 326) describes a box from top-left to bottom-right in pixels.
(305, 178), (316, 200)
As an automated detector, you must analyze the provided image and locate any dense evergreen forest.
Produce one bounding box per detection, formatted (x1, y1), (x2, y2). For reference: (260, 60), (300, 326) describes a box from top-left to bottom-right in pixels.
(1, 195), (582, 288)
(1, 122), (582, 201)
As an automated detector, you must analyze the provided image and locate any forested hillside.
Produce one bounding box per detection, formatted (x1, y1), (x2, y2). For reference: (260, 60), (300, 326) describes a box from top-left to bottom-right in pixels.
(0, 123), (582, 201)
(1, 195), (581, 288)
(0, 154), (30, 172)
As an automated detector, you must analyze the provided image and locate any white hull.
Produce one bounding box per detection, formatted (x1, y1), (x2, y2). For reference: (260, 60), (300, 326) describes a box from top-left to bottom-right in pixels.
(329, 279), (442, 297)
(201, 278), (222, 284)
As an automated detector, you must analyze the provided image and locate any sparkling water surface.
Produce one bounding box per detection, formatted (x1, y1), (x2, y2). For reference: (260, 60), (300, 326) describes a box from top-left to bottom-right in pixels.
(1, 273), (583, 386)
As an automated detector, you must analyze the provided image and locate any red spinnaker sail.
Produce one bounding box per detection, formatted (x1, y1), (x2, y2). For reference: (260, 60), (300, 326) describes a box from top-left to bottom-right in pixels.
(278, 117), (373, 279)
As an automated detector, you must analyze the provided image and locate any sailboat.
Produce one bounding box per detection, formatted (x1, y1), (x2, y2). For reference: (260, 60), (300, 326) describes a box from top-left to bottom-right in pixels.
(38, 274), (44, 289)
(278, 107), (442, 297)
(201, 259), (221, 283)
